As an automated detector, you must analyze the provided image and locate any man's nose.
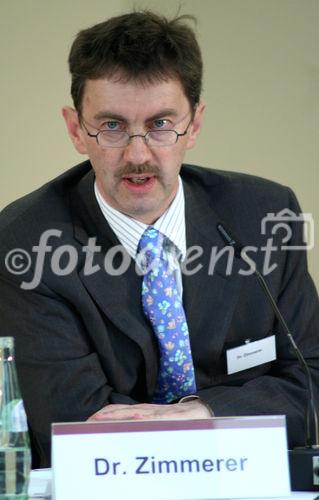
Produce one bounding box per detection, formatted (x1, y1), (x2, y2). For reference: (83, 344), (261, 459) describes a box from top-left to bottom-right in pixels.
(122, 135), (153, 165)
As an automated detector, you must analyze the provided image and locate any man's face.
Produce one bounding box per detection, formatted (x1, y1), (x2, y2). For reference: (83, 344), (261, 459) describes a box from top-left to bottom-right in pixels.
(63, 76), (204, 224)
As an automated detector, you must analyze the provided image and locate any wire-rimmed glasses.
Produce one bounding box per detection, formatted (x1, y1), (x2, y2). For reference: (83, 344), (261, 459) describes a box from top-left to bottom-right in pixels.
(80, 115), (192, 148)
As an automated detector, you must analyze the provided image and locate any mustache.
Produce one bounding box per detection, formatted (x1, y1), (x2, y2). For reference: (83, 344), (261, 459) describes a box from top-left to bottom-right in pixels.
(116, 164), (160, 178)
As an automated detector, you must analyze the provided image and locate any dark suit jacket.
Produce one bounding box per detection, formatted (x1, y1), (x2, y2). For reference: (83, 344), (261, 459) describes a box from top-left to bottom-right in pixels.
(0, 161), (318, 467)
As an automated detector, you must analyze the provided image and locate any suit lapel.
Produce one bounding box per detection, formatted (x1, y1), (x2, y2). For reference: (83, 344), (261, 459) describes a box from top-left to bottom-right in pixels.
(182, 178), (243, 366)
(69, 167), (158, 397)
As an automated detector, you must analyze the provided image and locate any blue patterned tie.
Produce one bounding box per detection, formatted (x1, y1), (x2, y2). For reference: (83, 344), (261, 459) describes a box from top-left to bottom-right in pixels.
(138, 226), (197, 403)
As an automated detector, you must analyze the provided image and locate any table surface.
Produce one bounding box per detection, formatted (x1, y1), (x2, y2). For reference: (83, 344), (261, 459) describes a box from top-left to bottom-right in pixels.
(28, 469), (319, 500)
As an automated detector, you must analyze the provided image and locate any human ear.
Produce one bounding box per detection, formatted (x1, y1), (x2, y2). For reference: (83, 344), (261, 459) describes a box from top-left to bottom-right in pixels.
(62, 106), (88, 154)
(186, 102), (205, 150)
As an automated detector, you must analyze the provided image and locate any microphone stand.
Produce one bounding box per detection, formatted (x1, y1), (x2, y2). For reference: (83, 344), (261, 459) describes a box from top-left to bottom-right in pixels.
(216, 222), (319, 491)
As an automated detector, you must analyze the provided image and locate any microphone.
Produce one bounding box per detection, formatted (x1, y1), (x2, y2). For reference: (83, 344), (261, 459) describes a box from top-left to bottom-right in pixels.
(216, 221), (319, 491)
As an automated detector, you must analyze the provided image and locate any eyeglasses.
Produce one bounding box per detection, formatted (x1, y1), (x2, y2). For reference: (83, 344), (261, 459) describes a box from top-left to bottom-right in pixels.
(80, 115), (193, 149)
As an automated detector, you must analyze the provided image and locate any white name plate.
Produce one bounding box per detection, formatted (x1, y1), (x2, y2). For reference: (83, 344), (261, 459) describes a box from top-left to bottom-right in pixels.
(52, 416), (290, 500)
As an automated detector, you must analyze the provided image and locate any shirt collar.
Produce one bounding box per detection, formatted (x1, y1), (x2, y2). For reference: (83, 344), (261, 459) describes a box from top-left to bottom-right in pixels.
(94, 177), (186, 262)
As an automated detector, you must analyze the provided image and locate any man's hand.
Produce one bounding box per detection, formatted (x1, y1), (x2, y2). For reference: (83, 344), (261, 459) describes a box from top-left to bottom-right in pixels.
(87, 400), (211, 422)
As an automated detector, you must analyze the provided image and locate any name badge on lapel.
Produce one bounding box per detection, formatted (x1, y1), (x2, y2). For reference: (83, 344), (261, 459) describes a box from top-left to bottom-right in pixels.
(226, 335), (276, 375)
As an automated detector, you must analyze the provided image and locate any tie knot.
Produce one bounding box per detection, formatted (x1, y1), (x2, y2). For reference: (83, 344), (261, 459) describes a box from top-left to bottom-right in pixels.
(138, 227), (164, 267)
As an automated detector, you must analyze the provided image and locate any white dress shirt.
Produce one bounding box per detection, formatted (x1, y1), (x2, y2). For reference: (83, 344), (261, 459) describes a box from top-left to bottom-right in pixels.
(94, 177), (186, 297)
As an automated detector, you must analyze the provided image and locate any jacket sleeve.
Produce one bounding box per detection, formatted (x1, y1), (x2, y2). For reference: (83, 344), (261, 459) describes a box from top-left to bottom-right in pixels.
(0, 274), (137, 467)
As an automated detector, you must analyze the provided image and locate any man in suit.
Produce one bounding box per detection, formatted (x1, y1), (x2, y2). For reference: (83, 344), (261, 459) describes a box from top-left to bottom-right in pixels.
(0, 11), (318, 467)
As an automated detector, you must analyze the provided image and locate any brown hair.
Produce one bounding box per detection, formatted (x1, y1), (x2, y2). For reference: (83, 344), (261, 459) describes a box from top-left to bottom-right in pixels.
(68, 10), (203, 114)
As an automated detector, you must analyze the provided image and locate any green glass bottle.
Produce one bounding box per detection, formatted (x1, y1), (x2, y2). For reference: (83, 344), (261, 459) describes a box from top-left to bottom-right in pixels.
(0, 337), (31, 499)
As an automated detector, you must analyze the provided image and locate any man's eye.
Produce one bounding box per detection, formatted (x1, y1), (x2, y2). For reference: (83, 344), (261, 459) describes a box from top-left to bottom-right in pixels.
(103, 121), (121, 130)
(153, 119), (170, 129)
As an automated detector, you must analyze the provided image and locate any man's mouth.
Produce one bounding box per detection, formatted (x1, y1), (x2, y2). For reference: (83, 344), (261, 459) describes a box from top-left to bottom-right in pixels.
(123, 175), (154, 184)
(121, 174), (156, 192)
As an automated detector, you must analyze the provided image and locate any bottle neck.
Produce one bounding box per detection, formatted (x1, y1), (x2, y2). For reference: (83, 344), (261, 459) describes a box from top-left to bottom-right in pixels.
(0, 337), (15, 362)
(0, 337), (29, 445)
